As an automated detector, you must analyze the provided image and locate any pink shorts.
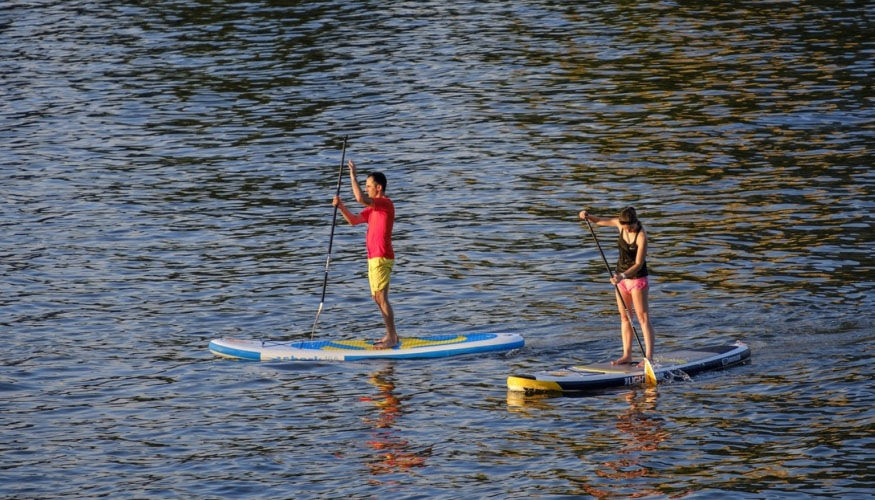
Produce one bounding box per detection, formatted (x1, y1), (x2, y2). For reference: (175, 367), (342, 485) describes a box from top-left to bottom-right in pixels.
(618, 276), (648, 294)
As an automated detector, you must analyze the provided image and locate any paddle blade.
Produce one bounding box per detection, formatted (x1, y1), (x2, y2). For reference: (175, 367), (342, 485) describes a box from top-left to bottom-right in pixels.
(644, 359), (658, 386)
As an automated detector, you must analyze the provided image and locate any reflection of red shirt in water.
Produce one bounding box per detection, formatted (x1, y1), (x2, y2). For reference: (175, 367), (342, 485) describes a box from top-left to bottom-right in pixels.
(361, 197), (394, 259)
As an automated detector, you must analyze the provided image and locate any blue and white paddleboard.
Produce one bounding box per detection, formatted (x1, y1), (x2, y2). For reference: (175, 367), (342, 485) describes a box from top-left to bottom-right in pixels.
(209, 332), (524, 361)
(508, 341), (750, 393)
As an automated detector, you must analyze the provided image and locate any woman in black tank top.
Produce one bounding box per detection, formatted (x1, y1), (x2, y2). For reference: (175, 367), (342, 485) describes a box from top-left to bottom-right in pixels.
(579, 206), (656, 366)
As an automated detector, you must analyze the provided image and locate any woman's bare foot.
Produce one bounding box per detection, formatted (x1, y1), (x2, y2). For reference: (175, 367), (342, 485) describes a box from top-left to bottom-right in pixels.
(611, 355), (634, 365)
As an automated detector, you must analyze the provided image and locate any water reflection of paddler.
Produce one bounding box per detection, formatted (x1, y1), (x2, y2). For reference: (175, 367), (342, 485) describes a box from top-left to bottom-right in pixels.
(597, 389), (666, 487)
(361, 365), (428, 475)
(572, 389), (666, 498)
(364, 366), (402, 428)
(615, 388), (665, 453)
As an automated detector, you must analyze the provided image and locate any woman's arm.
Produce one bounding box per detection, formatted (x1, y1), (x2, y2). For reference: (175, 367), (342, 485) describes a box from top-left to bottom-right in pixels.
(579, 210), (621, 228)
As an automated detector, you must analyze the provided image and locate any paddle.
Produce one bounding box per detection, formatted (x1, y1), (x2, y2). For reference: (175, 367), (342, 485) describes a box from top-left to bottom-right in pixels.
(311, 135), (348, 338)
(583, 216), (658, 386)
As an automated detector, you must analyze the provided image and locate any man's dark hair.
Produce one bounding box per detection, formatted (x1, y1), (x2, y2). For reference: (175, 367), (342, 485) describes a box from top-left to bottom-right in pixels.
(369, 172), (387, 193)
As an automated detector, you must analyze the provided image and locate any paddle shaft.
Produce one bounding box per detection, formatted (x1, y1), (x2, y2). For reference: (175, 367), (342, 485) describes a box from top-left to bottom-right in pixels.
(311, 135), (348, 337)
(583, 218), (647, 357)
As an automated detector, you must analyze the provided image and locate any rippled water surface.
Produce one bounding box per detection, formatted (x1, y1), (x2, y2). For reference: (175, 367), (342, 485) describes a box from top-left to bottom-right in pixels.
(2, 1), (873, 498)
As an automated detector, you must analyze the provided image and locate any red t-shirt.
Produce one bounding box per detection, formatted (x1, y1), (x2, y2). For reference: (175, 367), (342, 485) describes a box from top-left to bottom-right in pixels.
(361, 197), (394, 259)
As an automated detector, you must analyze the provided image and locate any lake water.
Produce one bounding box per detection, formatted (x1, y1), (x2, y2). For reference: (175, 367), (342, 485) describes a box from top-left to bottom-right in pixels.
(2, 1), (873, 498)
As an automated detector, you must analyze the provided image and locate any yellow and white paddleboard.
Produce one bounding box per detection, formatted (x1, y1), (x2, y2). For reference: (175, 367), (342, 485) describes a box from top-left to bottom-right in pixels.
(209, 333), (524, 361)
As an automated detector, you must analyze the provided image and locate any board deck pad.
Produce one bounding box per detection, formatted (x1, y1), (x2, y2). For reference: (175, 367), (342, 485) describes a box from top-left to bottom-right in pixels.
(508, 341), (750, 393)
(570, 362), (643, 374)
(209, 332), (524, 361)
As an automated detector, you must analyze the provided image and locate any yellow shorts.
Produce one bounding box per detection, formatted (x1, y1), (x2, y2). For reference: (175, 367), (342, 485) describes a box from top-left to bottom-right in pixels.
(367, 258), (394, 295)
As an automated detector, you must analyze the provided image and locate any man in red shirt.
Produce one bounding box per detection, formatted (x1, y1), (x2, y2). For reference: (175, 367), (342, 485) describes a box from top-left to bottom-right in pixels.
(333, 160), (398, 348)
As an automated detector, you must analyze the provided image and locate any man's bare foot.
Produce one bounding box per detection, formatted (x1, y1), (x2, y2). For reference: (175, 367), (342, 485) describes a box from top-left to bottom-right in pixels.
(637, 359), (653, 368)
(373, 338), (399, 349)
(612, 356), (634, 365)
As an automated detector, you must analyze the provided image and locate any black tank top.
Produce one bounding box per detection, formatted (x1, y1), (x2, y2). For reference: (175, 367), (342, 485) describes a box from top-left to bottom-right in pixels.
(617, 228), (648, 278)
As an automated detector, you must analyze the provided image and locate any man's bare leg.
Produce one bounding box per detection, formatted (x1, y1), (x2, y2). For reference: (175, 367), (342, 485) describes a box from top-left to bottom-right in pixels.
(373, 288), (398, 349)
